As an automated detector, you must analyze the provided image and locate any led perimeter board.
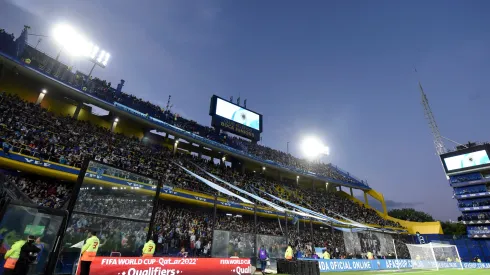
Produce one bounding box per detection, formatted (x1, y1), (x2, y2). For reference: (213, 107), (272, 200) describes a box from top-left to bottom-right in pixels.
(440, 144), (490, 175)
(209, 95), (263, 141)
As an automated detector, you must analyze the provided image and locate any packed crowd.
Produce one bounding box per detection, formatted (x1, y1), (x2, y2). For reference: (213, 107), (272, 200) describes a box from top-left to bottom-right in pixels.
(64, 213), (148, 256)
(467, 226), (490, 235)
(74, 187), (154, 221)
(153, 203), (213, 256)
(188, 156), (401, 227)
(0, 29), (365, 187)
(462, 212), (490, 221)
(0, 93), (399, 228)
(1, 171), (71, 208)
(454, 184), (489, 196)
(458, 198), (490, 208)
(450, 173), (482, 184)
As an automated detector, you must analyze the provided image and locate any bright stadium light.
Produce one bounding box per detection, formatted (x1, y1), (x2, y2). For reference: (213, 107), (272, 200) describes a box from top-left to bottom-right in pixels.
(301, 136), (329, 159)
(52, 23), (111, 68)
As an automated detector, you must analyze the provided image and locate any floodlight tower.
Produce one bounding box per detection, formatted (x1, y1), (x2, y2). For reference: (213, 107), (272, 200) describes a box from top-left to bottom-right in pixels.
(52, 24), (110, 83)
(419, 82), (447, 156)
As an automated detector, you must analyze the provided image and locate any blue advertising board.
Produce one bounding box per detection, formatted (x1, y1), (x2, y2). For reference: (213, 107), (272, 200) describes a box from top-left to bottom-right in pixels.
(308, 259), (490, 272)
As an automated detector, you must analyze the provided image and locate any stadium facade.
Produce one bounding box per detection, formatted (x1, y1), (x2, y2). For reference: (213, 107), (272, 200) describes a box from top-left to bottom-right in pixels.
(439, 144), (490, 238)
(0, 26), (435, 231)
(1, 25), (489, 273)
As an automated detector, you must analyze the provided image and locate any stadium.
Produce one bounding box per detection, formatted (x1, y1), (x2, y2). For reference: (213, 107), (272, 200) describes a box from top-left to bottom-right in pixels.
(0, 23), (489, 275)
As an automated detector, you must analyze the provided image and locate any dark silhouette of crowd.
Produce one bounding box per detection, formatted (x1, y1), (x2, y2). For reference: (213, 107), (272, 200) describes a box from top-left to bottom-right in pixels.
(74, 187), (154, 220)
(0, 172), (71, 208)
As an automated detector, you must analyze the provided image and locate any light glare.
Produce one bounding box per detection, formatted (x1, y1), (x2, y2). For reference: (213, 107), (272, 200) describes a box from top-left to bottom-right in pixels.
(90, 45), (99, 59)
(53, 24), (88, 57)
(301, 136), (329, 158)
(102, 53), (110, 66)
(52, 24), (111, 67)
(97, 50), (106, 63)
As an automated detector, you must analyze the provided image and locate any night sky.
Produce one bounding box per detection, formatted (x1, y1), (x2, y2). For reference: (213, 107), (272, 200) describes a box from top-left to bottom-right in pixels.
(2, 0), (490, 221)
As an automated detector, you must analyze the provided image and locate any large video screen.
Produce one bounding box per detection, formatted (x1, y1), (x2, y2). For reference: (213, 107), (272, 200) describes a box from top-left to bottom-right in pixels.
(215, 98), (260, 130)
(443, 150), (490, 171)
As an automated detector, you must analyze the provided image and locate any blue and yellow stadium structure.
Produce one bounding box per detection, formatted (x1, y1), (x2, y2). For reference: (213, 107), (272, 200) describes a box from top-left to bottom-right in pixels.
(0, 25), (441, 235)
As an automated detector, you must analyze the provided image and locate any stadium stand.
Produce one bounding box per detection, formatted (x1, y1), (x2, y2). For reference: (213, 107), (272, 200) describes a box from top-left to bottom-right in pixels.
(0, 171), (71, 208)
(0, 26), (434, 266)
(0, 93), (400, 228)
(458, 198), (490, 208)
(0, 91), (407, 259)
(0, 28), (368, 187)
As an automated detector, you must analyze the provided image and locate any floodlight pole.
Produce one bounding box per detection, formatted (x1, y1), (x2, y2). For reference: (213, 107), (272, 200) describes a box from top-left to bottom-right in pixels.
(87, 62), (97, 81)
(83, 62), (98, 87)
(55, 48), (63, 61)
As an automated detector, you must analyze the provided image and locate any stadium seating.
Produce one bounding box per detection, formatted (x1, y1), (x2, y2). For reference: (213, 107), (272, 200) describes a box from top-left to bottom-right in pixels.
(462, 212), (490, 221)
(458, 198), (490, 208)
(0, 93), (400, 228)
(450, 173), (483, 184)
(454, 185), (488, 195)
(0, 91), (408, 259)
(0, 171), (71, 208)
(0, 32), (367, 187)
(0, 28), (412, 262)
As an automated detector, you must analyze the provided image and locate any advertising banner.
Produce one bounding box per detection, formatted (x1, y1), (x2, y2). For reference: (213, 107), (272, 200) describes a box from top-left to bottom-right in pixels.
(314, 259), (490, 272)
(90, 257), (251, 275)
(342, 231), (394, 256)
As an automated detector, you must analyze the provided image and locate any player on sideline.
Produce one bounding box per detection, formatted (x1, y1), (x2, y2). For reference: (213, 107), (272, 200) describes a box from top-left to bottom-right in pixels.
(142, 235), (156, 257)
(80, 231), (100, 275)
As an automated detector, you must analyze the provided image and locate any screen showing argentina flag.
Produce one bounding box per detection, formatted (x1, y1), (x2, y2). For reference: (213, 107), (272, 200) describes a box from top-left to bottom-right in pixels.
(444, 150), (490, 171)
(215, 98), (260, 130)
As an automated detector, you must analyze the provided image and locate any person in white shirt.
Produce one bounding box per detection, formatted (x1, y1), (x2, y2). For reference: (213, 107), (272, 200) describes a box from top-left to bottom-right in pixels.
(195, 238), (202, 257)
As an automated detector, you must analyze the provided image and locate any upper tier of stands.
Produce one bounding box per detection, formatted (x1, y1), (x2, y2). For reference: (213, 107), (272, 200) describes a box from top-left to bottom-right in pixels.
(0, 27), (367, 189)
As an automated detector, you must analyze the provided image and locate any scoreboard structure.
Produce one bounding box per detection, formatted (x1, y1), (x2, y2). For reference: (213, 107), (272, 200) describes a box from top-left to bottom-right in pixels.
(209, 95), (263, 142)
(440, 144), (490, 238)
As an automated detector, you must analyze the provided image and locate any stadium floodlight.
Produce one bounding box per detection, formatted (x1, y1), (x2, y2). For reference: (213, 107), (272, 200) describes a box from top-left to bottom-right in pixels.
(41, 89), (47, 94)
(114, 118), (119, 122)
(53, 24), (110, 67)
(52, 23), (110, 84)
(301, 136), (330, 159)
